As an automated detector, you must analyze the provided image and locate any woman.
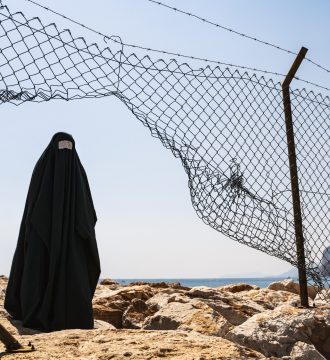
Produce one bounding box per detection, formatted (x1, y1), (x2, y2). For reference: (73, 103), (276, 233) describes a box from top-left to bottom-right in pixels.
(4, 132), (101, 331)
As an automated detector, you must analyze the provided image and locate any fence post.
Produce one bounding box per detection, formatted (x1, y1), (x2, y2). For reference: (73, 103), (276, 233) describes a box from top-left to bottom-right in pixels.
(281, 46), (309, 308)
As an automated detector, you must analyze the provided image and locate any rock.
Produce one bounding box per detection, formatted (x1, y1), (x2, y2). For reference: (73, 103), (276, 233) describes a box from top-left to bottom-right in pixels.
(268, 279), (318, 300)
(2, 277), (330, 359)
(188, 286), (222, 299)
(128, 281), (190, 290)
(0, 275), (8, 298)
(145, 292), (172, 309)
(99, 278), (120, 287)
(93, 285), (155, 328)
(115, 285), (155, 302)
(122, 298), (158, 329)
(202, 298), (251, 326)
(93, 319), (117, 330)
(309, 311), (330, 360)
(219, 283), (260, 293)
(188, 286), (267, 323)
(0, 328), (267, 359)
(143, 300), (232, 336)
(168, 293), (190, 304)
(314, 289), (330, 307)
(239, 288), (302, 309)
(92, 306), (123, 328)
(94, 283), (263, 334)
(0, 276), (8, 318)
(290, 341), (326, 360)
(226, 304), (330, 358)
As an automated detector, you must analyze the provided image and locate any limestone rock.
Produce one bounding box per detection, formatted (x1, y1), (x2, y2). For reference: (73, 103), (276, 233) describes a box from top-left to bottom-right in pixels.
(268, 279), (318, 300)
(187, 286), (221, 299)
(92, 306), (123, 328)
(128, 281), (190, 291)
(314, 289), (330, 307)
(168, 293), (191, 304)
(2, 276), (330, 359)
(143, 300), (232, 336)
(219, 283), (260, 293)
(92, 285), (155, 328)
(113, 285), (155, 302)
(98, 278), (120, 289)
(0, 275), (8, 299)
(226, 304), (330, 358)
(0, 275), (8, 319)
(290, 341), (326, 360)
(187, 286), (266, 323)
(93, 319), (116, 330)
(99, 278), (119, 285)
(239, 288), (302, 309)
(0, 328), (267, 359)
(122, 298), (158, 329)
(145, 291), (172, 309)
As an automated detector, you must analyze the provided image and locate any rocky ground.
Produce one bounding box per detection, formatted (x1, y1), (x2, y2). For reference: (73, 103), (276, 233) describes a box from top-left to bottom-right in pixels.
(0, 275), (329, 359)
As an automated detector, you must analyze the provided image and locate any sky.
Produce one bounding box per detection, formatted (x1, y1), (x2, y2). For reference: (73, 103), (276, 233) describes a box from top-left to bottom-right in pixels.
(0, 0), (329, 279)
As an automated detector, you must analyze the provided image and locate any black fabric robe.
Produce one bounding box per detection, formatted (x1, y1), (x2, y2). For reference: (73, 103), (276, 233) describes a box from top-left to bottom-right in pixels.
(4, 132), (101, 331)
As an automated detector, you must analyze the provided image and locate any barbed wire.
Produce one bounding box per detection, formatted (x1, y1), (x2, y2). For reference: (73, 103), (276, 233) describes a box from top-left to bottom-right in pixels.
(0, 11), (282, 91)
(24, 0), (330, 93)
(146, 0), (296, 55)
(144, 0), (330, 77)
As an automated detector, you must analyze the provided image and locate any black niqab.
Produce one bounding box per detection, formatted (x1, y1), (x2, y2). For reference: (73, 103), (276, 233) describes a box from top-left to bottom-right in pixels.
(4, 132), (101, 331)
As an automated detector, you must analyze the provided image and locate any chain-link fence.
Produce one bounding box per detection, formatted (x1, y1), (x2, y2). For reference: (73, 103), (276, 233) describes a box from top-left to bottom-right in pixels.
(0, 3), (329, 301)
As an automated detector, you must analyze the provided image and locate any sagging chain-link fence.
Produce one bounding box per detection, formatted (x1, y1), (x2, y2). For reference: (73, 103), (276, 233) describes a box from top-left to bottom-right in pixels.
(0, 3), (329, 300)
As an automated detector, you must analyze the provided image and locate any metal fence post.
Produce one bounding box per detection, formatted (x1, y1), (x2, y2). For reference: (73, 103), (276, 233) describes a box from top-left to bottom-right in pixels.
(282, 46), (309, 308)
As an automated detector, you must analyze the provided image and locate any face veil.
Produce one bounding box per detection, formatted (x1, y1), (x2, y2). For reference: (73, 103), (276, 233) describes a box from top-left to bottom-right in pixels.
(4, 132), (101, 331)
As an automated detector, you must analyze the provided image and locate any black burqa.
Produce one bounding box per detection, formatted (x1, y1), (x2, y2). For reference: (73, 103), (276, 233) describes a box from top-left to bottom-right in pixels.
(4, 132), (101, 331)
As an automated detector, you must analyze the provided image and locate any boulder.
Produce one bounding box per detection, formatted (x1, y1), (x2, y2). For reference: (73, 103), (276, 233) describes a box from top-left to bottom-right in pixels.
(219, 283), (260, 293)
(226, 304), (330, 358)
(92, 285), (156, 328)
(122, 298), (158, 329)
(143, 300), (232, 336)
(0, 327), (267, 359)
(187, 286), (222, 299)
(3, 277), (330, 359)
(92, 306), (123, 328)
(239, 288), (302, 309)
(0, 275), (8, 300)
(114, 285), (155, 301)
(145, 292), (172, 309)
(290, 341), (326, 360)
(188, 286), (267, 323)
(99, 278), (120, 289)
(93, 319), (117, 330)
(314, 289), (330, 307)
(128, 281), (190, 290)
(268, 279), (318, 300)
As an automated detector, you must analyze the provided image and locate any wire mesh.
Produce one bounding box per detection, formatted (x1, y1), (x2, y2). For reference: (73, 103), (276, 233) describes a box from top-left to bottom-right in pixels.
(0, 3), (329, 301)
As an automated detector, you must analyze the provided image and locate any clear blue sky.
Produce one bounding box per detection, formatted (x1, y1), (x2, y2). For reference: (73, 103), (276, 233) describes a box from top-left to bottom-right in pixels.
(1, 0), (329, 278)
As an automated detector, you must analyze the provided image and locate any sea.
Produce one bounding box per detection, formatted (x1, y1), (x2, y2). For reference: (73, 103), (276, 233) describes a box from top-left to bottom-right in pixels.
(98, 277), (297, 288)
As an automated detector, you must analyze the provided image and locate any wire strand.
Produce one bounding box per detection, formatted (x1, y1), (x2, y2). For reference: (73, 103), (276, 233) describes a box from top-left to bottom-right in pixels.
(23, 0), (330, 92)
(146, 0), (296, 55)
(23, 0), (284, 77)
(144, 0), (330, 77)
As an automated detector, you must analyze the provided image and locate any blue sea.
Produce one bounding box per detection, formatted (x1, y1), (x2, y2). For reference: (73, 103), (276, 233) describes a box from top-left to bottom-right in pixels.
(99, 277), (297, 288)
